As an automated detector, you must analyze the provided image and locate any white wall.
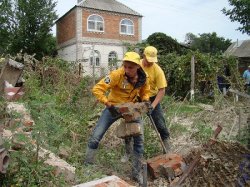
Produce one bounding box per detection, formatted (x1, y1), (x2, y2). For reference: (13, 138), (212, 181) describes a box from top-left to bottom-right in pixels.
(58, 43), (125, 77)
(80, 44), (125, 77)
(57, 45), (77, 62)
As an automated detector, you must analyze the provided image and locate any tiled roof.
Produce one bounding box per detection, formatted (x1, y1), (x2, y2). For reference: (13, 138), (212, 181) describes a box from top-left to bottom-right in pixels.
(78, 0), (142, 16)
(224, 39), (250, 58)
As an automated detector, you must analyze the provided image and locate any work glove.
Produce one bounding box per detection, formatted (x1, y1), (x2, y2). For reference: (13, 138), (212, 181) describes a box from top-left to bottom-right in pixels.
(108, 105), (122, 118)
(147, 105), (154, 116)
(143, 101), (154, 116)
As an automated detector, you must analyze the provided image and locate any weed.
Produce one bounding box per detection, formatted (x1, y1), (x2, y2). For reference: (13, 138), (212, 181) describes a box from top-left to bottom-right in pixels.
(192, 122), (213, 143)
(169, 123), (189, 137)
(236, 126), (250, 147)
(1, 146), (67, 186)
(144, 118), (162, 158)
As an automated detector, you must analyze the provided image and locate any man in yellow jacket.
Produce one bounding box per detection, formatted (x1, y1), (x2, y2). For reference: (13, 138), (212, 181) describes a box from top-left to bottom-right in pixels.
(84, 51), (150, 184)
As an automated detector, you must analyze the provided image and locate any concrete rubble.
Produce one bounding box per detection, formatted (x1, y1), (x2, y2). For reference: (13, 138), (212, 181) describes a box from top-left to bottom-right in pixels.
(2, 102), (76, 182)
(73, 175), (135, 187)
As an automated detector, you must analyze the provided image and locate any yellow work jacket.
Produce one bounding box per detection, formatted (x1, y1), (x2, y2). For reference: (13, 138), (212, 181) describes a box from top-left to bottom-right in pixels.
(92, 67), (150, 105)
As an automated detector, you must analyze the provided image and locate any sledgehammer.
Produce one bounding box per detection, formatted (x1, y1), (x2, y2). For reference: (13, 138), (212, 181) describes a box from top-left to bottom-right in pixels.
(148, 114), (168, 154)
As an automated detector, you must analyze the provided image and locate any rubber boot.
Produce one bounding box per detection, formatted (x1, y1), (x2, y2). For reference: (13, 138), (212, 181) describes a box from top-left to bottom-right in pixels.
(163, 139), (171, 154)
(84, 147), (97, 165)
(121, 137), (133, 163)
(131, 152), (143, 185)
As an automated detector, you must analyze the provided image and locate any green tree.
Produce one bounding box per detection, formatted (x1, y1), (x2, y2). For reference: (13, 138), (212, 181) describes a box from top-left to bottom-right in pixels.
(146, 32), (182, 55)
(185, 32), (232, 55)
(0, 0), (58, 59)
(0, 0), (12, 54)
(222, 0), (250, 35)
(184, 32), (197, 46)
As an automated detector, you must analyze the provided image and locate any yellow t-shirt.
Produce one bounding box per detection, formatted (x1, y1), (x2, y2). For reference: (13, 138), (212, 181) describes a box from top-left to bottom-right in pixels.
(140, 60), (167, 97)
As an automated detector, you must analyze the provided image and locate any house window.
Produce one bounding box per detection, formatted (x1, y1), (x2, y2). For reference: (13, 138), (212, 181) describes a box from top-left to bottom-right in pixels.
(88, 14), (104, 32)
(90, 50), (101, 67)
(120, 19), (134, 35)
(108, 51), (118, 69)
(108, 51), (117, 64)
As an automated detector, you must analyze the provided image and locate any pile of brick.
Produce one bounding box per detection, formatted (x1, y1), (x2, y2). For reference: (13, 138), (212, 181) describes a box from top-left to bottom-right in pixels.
(181, 141), (249, 186)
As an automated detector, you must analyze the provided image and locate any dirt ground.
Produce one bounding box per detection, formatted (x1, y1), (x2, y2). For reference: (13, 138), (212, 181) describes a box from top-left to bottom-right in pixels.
(7, 102), (247, 186)
(181, 141), (249, 187)
(98, 103), (250, 187)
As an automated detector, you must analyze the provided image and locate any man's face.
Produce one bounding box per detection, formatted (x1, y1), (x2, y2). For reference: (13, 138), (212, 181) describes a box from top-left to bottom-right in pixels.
(123, 61), (139, 78)
(143, 55), (154, 66)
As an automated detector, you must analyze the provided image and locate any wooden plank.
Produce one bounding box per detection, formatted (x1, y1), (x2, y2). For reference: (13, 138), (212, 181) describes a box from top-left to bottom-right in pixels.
(228, 88), (250, 99)
(0, 59), (24, 94)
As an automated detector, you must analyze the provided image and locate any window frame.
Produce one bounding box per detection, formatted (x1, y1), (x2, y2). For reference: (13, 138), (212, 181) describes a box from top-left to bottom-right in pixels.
(90, 50), (101, 67)
(87, 14), (104, 32)
(120, 19), (134, 35)
(108, 51), (118, 65)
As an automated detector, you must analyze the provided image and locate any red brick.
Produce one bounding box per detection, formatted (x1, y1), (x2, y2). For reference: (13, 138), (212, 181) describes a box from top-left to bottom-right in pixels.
(147, 153), (185, 179)
(57, 8), (140, 45)
(82, 9), (139, 42)
(119, 106), (130, 113)
(4, 87), (24, 101)
(57, 10), (76, 44)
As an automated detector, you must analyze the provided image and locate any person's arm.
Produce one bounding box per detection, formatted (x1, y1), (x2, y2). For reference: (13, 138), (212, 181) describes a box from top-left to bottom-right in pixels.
(92, 71), (118, 105)
(92, 79), (110, 105)
(151, 87), (165, 109)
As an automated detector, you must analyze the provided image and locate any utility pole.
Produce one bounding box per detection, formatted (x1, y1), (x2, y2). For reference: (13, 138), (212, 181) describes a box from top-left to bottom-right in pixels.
(190, 56), (195, 101)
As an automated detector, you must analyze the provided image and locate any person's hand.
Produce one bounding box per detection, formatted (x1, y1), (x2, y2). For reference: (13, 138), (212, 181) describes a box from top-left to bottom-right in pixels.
(105, 102), (112, 108)
(143, 101), (154, 116)
(147, 105), (154, 116)
(108, 105), (122, 118)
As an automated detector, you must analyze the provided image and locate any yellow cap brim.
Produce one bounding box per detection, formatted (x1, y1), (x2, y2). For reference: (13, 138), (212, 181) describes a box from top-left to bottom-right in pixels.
(146, 55), (157, 63)
(123, 57), (140, 66)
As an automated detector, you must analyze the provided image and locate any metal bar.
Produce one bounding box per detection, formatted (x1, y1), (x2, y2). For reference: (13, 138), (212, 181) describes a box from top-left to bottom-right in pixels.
(148, 114), (168, 154)
(142, 161), (147, 187)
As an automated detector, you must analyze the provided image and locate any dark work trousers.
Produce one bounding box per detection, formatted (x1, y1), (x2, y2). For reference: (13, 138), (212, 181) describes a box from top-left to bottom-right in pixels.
(149, 95), (170, 140)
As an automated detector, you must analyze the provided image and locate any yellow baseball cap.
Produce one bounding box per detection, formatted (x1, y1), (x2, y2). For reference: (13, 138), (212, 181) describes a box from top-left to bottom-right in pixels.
(123, 52), (141, 65)
(144, 46), (158, 63)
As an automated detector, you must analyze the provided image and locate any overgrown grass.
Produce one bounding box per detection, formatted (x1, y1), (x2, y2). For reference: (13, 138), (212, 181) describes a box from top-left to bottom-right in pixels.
(169, 123), (189, 137)
(191, 122), (213, 143)
(1, 146), (67, 186)
(1, 55), (248, 186)
(162, 96), (203, 117)
(1, 57), (98, 186)
(144, 119), (162, 158)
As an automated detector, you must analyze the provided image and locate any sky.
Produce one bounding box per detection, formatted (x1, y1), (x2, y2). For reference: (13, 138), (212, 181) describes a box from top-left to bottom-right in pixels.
(53, 0), (249, 43)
